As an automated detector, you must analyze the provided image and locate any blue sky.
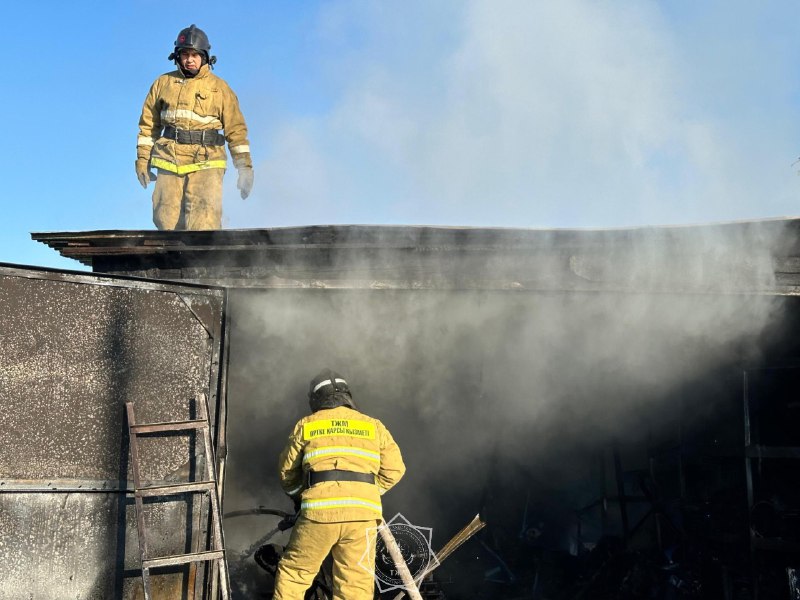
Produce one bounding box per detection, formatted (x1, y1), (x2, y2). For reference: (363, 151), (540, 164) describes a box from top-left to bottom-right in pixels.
(3, 1), (800, 270)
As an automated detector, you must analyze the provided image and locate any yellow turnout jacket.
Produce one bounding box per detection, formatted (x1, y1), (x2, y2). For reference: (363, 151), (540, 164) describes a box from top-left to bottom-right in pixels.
(137, 64), (251, 175)
(278, 405), (406, 522)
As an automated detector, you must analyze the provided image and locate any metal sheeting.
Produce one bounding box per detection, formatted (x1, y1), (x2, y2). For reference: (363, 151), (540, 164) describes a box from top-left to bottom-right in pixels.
(0, 265), (226, 599)
(0, 493), (201, 598)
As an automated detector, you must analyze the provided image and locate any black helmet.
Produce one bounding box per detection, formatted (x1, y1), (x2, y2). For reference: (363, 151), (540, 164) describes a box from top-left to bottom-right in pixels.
(168, 24), (217, 67)
(308, 369), (355, 412)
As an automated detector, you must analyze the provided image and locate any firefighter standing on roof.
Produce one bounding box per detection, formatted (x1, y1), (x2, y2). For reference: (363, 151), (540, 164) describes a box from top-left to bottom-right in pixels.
(273, 369), (406, 599)
(136, 24), (253, 230)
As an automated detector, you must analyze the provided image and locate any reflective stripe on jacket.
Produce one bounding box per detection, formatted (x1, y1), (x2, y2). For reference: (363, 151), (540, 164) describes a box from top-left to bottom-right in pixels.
(278, 405), (406, 523)
(137, 65), (252, 174)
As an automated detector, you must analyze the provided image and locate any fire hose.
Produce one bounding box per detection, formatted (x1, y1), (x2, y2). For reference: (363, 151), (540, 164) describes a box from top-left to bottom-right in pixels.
(224, 507), (296, 560)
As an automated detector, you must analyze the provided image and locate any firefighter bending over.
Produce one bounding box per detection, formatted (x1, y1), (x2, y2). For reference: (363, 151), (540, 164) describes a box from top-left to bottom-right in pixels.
(273, 369), (406, 599)
(136, 24), (253, 230)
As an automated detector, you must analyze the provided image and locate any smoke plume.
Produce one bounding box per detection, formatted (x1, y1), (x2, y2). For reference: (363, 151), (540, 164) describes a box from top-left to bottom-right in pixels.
(226, 0), (799, 229)
(221, 221), (789, 579)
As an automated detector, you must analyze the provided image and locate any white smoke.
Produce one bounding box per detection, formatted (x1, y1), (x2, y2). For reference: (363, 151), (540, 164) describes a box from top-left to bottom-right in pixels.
(220, 221), (789, 562)
(226, 0), (799, 229)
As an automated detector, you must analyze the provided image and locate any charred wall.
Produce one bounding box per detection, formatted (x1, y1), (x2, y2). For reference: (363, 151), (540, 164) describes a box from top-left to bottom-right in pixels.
(0, 266), (227, 600)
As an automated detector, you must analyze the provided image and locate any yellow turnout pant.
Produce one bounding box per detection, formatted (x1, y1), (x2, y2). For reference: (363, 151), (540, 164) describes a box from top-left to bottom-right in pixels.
(273, 515), (378, 600)
(152, 168), (224, 230)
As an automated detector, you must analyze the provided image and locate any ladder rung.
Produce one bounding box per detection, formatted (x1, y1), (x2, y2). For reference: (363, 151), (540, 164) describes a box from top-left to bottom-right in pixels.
(130, 419), (209, 434)
(143, 549), (225, 569)
(136, 481), (216, 497)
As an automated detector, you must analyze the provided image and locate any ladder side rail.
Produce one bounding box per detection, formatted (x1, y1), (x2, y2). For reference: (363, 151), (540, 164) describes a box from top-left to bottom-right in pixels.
(199, 392), (231, 600)
(126, 402), (153, 600)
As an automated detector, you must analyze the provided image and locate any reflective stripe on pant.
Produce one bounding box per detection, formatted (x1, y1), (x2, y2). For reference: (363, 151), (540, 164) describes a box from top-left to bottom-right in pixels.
(273, 515), (378, 600)
(152, 167), (224, 230)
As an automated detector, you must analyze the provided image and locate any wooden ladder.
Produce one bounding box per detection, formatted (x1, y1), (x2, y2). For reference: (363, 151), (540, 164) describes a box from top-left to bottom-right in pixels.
(126, 395), (230, 600)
